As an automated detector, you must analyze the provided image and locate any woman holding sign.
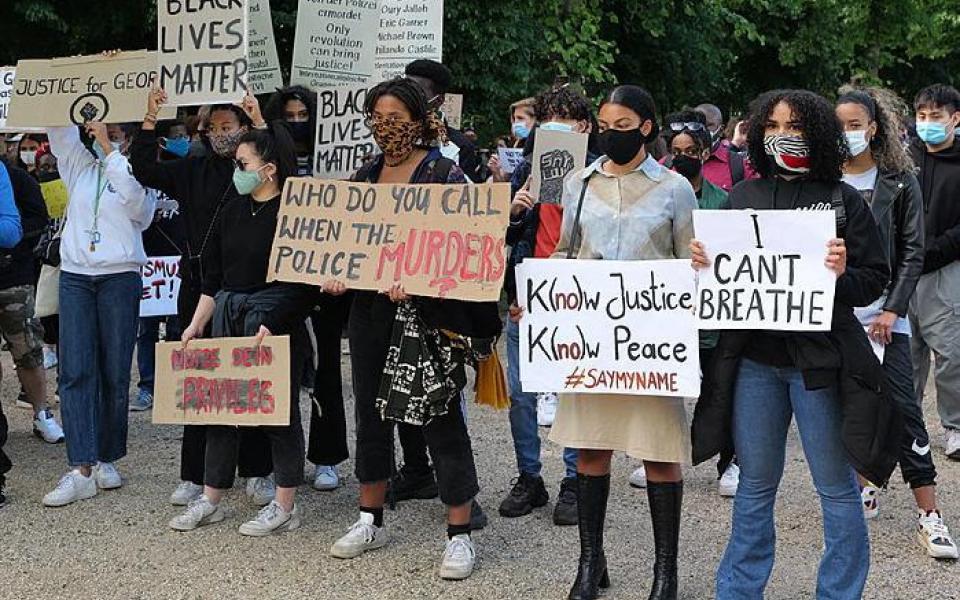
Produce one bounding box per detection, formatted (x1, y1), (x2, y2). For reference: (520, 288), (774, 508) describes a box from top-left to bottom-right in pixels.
(544, 85), (698, 600)
(171, 122), (319, 536)
(836, 88), (957, 558)
(690, 90), (891, 599)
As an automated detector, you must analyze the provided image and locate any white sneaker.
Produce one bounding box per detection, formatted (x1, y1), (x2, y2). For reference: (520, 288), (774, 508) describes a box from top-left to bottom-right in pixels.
(246, 476), (276, 506)
(536, 392), (558, 427)
(330, 512), (389, 559)
(946, 430), (960, 460)
(169, 495), (225, 531)
(33, 409), (64, 444)
(170, 481), (203, 506)
(313, 465), (340, 491)
(719, 463), (740, 498)
(917, 510), (959, 559)
(239, 501), (302, 537)
(440, 534), (477, 580)
(95, 462), (122, 490)
(43, 470), (98, 507)
(629, 466), (647, 489)
(861, 484), (880, 519)
(43, 346), (58, 369)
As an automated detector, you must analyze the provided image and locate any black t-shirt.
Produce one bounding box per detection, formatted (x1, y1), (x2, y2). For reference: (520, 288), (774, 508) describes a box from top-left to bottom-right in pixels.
(202, 194), (280, 296)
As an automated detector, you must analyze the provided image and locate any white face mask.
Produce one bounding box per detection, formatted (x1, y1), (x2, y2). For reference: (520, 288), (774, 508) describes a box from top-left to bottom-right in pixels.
(845, 130), (870, 157)
(20, 150), (36, 166)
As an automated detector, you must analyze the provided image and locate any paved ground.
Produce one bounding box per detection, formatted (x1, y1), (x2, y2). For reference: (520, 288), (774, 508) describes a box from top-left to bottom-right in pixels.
(0, 346), (958, 600)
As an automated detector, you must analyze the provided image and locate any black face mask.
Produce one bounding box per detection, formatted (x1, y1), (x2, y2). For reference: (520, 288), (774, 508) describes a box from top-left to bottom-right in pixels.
(599, 128), (644, 165)
(672, 154), (703, 180)
(287, 121), (313, 144)
(37, 172), (60, 183)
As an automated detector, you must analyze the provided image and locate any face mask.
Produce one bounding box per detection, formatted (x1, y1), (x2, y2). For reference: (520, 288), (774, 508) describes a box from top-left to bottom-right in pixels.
(287, 121), (313, 144)
(209, 129), (245, 158)
(599, 128), (644, 165)
(845, 130), (870, 157)
(512, 121), (531, 140)
(370, 118), (422, 162)
(672, 154), (703, 180)
(93, 142), (123, 161)
(763, 134), (811, 174)
(232, 165), (267, 195)
(19, 150), (36, 166)
(160, 137), (191, 158)
(540, 121), (575, 133)
(916, 122), (949, 145)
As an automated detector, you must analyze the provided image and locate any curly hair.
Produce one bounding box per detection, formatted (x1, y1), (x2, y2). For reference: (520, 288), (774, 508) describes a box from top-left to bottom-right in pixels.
(364, 77), (446, 147)
(663, 109), (711, 151)
(745, 89), (849, 182)
(534, 84), (593, 123)
(837, 86), (914, 175)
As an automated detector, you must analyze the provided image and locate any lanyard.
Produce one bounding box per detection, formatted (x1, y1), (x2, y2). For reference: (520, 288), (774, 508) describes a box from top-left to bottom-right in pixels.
(87, 163), (109, 252)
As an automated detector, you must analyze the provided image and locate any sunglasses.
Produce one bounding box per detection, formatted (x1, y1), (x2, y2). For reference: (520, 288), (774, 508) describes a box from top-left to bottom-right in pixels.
(668, 121), (706, 132)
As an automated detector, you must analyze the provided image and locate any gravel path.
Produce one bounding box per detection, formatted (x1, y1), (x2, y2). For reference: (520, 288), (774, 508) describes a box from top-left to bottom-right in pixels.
(0, 350), (957, 600)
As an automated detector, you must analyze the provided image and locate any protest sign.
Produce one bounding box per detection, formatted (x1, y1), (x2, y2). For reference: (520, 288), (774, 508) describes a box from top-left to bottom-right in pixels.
(140, 256), (182, 318)
(497, 147), (524, 175)
(40, 179), (68, 221)
(694, 209), (837, 332)
(374, 0), (444, 81)
(290, 0), (378, 88)
(246, 0), (284, 94)
(0, 67), (14, 131)
(158, 0), (249, 106)
(440, 93), (462, 130)
(153, 335), (291, 426)
(530, 129), (588, 204)
(517, 258), (700, 397)
(5, 52), (175, 127)
(314, 83), (375, 179)
(268, 178), (510, 301)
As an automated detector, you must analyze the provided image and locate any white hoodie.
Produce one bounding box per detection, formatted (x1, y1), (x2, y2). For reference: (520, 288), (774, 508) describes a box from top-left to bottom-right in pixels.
(47, 126), (155, 275)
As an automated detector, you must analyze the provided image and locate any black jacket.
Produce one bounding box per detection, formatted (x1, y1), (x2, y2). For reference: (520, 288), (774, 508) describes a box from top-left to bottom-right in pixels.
(910, 139), (960, 274)
(0, 160), (48, 290)
(691, 177), (900, 486)
(869, 170), (925, 315)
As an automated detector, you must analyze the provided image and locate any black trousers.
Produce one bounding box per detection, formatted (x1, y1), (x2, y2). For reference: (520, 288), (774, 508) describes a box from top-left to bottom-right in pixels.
(702, 346), (736, 476)
(887, 333), (937, 488)
(348, 292), (479, 506)
(306, 293), (351, 467)
(0, 395), (11, 483)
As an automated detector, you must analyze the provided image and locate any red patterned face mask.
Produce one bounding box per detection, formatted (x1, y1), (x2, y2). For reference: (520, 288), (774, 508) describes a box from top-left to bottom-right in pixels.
(763, 134), (811, 173)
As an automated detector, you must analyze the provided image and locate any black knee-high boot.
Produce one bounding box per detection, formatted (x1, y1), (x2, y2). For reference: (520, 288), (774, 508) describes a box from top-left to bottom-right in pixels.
(647, 481), (682, 600)
(568, 473), (611, 600)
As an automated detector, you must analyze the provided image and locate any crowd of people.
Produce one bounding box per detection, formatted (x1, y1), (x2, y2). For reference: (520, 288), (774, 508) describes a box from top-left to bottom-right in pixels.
(0, 55), (959, 599)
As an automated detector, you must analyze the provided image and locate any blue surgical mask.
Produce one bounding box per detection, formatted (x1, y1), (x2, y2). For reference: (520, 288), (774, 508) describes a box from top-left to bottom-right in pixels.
(161, 137), (191, 158)
(512, 121), (531, 140)
(916, 121), (949, 145)
(232, 166), (265, 195)
(540, 121), (575, 133)
(94, 141), (123, 161)
(845, 130), (870, 157)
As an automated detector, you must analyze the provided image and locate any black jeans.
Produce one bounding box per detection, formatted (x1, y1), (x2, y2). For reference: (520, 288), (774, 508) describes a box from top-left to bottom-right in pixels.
(349, 292), (479, 506)
(887, 333), (937, 488)
(0, 395), (11, 485)
(306, 293), (351, 467)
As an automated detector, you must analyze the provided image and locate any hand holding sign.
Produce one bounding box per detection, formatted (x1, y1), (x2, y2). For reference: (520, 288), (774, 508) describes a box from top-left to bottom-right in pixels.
(826, 238), (846, 275)
(322, 280), (348, 296)
(511, 176), (534, 217)
(85, 121), (112, 156)
(236, 84), (266, 128)
(146, 80), (168, 119)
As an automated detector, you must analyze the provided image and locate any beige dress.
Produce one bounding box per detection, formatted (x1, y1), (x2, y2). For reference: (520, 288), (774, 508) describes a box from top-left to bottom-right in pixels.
(547, 156), (697, 463)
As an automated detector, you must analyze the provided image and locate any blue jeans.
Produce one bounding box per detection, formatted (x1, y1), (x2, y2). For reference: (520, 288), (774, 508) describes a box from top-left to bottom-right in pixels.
(137, 315), (181, 394)
(59, 271), (141, 467)
(716, 359), (869, 600)
(505, 318), (577, 479)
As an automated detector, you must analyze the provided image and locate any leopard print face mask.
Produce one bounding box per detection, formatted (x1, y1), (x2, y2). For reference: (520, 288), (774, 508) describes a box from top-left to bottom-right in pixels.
(370, 117), (422, 165)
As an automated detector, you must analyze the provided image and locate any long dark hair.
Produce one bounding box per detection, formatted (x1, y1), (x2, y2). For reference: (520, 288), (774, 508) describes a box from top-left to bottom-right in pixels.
(363, 77), (446, 146)
(264, 85), (317, 146)
(746, 89), (849, 182)
(600, 85), (660, 143)
(837, 86), (914, 175)
(238, 121), (297, 189)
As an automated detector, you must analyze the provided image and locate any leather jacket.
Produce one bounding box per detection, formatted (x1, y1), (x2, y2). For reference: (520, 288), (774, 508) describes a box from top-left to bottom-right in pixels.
(871, 169), (925, 315)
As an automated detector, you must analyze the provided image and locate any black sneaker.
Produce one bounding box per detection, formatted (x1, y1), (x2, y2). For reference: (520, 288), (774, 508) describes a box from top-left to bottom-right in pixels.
(388, 465), (439, 502)
(553, 477), (578, 526)
(470, 499), (488, 530)
(498, 472), (549, 517)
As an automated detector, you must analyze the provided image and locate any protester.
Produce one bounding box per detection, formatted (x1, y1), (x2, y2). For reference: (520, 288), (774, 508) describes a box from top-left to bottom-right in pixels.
(0, 160), (23, 507)
(327, 77), (500, 581)
(171, 123), (317, 536)
(691, 89), (890, 598)
(837, 87), (958, 560)
(500, 84), (595, 528)
(907, 84), (960, 461)
(538, 85), (696, 600)
(131, 86), (276, 508)
(693, 103), (755, 192)
(487, 97), (536, 182)
(263, 85), (316, 176)
(34, 147), (65, 370)
(41, 121), (155, 507)
(15, 133), (46, 177)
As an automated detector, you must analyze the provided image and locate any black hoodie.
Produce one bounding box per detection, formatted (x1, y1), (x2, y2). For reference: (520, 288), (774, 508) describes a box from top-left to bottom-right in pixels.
(910, 138), (960, 274)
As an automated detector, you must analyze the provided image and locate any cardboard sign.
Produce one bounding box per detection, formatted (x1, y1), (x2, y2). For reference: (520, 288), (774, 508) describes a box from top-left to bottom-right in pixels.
(531, 129), (588, 204)
(290, 0), (378, 88)
(5, 52), (175, 127)
(314, 83), (375, 179)
(268, 178), (511, 301)
(440, 93), (462, 130)
(0, 67), (14, 132)
(140, 256), (182, 317)
(374, 0), (444, 81)
(246, 0), (284, 94)
(39, 179), (68, 220)
(694, 209), (837, 331)
(153, 335), (291, 426)
(497, 147), (524, 175)
(158, 0), (249, 106)
(517, 258), (700, 397)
